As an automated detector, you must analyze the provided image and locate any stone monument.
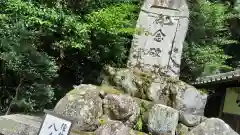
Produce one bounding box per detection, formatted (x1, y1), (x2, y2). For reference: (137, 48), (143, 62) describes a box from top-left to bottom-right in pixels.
(127, 0), (189, 78)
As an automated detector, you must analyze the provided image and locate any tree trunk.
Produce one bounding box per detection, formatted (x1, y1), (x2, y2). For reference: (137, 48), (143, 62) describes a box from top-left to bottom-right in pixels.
(5, 79), (23, 115)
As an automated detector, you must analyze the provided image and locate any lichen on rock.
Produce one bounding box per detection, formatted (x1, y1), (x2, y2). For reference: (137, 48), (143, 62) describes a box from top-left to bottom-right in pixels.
(54, 84), (103, 132)
(102, 65), (208, 115)
(103, 94), (140, 128)
(95, 121), (147, 135)
(98, 85), (123, 95)
(148, 104), (179, 135)
(186, 118), (239, 135)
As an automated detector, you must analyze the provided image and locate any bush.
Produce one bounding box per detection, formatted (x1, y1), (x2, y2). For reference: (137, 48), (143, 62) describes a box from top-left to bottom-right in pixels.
(0, 0), (139, 113)
(180, 0), (235, 82)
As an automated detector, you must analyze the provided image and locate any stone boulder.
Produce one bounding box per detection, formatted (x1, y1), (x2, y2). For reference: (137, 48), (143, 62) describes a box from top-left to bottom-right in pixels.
(179, 112), (205, 127)
(103, 94), (140, 128)
(187, 118), (239, 135)
(103, 66), (153, 99)
(95, 121), (129, 135)
(171, 83), (208, 115)
(0, 114), (96, 135)
(95, 121), (147, 135)
(54, 84), (103, 132)
(147, 76), (171, 105)
(0, 114), (41, 135)
(103, 66), (208, 115)
(148, 104), (179, 135)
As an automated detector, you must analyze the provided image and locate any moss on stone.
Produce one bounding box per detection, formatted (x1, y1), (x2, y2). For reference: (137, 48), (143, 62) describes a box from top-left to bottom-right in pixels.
(99, 118), (105, 125)
(166, 76), (181, 84)
(135, 116), (143, 131)
(198, 89), (209, 95)
(99, 85), (123, 95)
(133, 70), (154, 100)
(134, 101), (149, 132)
(140, 101), (148, 113)
(133, 98), (154, 114)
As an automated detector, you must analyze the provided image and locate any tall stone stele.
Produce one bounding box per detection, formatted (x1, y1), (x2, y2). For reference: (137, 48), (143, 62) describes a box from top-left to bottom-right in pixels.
(127, 0), (189, 78)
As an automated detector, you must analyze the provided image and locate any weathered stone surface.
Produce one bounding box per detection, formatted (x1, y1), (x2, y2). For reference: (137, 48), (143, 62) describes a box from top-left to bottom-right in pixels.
(103, 66), (154, 98)
(147, 76), (171, 105)
(151, 76), (208, 115)
(0, 114), (41, 135)
(104, 65), (175, 106)
(201, 116), (207, 122)
(171, 82), (208, 115)
(179, 112), (204, 127)
(133, 97), (154, 124)
(95, 121), (133, 135)
(176, 123), (189, 135)
(133, 97), (155, 111)
(103, 94), (140, 128)
(148, 104), (179, 135)
(104, 66), (208, 115)
(127, 0), (189, 78)
(187, 118), (239, 135)
(54, 84), (103, 132)
(0, 114), (95, 135)
(111, 68), (140, 97)
(99, 85), (123, 95)
(95, 121), (147, 135)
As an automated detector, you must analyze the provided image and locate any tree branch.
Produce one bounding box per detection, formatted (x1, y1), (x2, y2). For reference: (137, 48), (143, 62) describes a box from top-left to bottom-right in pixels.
(5, 78), (24, 115)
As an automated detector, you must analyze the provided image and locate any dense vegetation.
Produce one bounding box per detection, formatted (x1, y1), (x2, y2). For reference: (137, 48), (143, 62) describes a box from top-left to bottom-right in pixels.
(0, 0), (239, 113)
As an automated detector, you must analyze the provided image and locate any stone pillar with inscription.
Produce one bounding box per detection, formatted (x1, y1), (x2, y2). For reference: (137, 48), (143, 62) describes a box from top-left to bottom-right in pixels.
(127, 0), (189, 78)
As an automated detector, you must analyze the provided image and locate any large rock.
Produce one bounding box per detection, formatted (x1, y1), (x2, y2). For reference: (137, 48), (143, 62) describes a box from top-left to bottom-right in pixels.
(147, 76), (170, 105)
(142, 75), (208, 115)
(187, 118), (239, 135)
(111, 68), (140, 97)
(104, 66), (208, 114)
(171, 82), (208, 115)
(103, 65), (176, 105)
(103, 66), (154, 99)
(0, 114), (95, 135)
(148, 104), (179, 135)
(127, 0), (189, 78)
(95, 121), (132, 135)
(95, 121), (147, 135)
(0, 114), (41, 135)
(54, 84), (103, 132)
(179, 112), (205, 127)
(103, 94), (140, 128)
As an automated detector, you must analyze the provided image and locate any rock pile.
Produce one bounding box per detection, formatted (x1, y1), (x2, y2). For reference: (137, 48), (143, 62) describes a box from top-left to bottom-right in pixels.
(0, 0), (236, 134)
(0, 66), (237, 135)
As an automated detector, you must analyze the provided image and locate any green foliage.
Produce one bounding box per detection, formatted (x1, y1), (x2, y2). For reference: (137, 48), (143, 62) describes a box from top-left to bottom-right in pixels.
(135, 117), (143, 131)
(99, 119), (105, 125)
(134, 102), (147, 132)
(181, 0), (237, 81)
(83, 3), (138, 65)
(0, 0), (139, 113)
(1, 0), (240, 114)
(2, 0), (90, 49)
(199, 89), (209, 95)
(0, 20), (58, 112)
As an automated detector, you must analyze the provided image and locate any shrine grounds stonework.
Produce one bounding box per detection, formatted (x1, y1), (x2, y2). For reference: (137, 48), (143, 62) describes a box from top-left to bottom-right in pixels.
(0, 0), (238, 135)
(0, 66), (238, 135)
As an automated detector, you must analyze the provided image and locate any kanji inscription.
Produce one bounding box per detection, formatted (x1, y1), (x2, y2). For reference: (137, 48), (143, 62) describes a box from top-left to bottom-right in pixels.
(38, 113), (72, 135)
(127, 0), (189, 78)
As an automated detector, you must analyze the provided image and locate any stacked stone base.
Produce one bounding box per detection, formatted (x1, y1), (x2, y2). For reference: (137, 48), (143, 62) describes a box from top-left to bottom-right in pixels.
(0, 66), (238, 135)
